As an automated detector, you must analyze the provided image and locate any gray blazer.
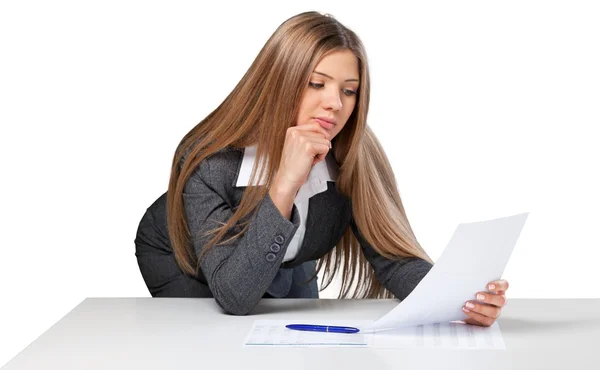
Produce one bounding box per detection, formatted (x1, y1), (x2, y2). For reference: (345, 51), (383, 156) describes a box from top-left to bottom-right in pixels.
(135, 146), (433, 315)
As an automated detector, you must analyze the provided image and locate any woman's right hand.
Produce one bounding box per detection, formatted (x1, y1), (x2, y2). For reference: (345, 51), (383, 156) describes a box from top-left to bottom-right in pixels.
(274, 122), (332, 193)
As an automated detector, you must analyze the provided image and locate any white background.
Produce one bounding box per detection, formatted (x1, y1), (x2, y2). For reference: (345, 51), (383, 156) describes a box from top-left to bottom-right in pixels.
(1, 0), (598, 366)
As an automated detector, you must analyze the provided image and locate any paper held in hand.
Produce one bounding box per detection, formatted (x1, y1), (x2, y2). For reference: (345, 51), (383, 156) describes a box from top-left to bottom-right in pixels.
(359, 212), (529, 332)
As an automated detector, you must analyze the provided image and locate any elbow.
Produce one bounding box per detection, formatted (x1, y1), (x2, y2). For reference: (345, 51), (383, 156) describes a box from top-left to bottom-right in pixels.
(213, 290), (257, 316)
(210, 279), (260, 316)
(205, 260), (265, 315)
(221, 304), (253, 316)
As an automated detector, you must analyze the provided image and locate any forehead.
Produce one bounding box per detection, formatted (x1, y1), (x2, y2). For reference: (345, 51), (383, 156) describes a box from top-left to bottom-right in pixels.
(313, 50), (359, 79)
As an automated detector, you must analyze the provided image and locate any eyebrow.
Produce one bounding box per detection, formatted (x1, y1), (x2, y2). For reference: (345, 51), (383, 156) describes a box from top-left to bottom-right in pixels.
(313, 71), (359, 82)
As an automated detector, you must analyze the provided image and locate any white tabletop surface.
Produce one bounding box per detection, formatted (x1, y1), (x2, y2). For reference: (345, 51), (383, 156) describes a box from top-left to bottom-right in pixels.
(2, 298), (599, 370)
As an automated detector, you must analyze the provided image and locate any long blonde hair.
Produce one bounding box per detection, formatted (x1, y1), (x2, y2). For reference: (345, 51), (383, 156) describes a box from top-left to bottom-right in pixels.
(167, 11), (432, 299)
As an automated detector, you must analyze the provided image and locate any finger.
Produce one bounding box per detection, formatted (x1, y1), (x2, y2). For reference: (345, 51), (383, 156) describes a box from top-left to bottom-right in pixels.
(464, 300), (502, 321)
(289, 128), (331, 150)
(463, 317), (493, 327)
(462, 306), (496, 327)
(296, 132), (332, 149)
(291, 122), (331, 140)
(310, 141), (332, 165)
(311, 146), (330, 165)
(294, 130), (331, 140)
(305, 139), (332, 154)
(289, 131), (331, 152)
(474, 291), (507, 308)
(487, 279), (509, 294)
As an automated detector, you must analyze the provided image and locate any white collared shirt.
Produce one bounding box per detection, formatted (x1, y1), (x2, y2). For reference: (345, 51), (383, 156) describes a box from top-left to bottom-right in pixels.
(235, 145), (339, 262)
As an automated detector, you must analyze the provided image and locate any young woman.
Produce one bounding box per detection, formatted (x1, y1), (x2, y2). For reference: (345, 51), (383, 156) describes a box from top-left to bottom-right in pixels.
(135, 11), (508, 325)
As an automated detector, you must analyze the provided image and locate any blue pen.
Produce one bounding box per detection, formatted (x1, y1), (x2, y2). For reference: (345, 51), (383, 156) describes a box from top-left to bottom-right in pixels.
(286, 324), (360, 334)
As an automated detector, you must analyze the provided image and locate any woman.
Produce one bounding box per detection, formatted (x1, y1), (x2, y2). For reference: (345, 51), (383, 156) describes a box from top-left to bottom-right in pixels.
(135, 11), (508, 325)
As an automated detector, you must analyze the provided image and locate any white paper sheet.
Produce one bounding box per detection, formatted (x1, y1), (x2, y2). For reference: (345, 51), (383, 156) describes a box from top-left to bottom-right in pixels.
(244, 320), (505, 349)
(361, 212), (528, 332)
(372, 321), (505, 349)
(244, 320), (373, 347)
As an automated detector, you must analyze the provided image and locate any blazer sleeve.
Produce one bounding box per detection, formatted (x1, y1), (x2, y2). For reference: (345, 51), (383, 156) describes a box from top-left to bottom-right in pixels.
(351, 219), (433, 301)
(183, 158), (302, 315)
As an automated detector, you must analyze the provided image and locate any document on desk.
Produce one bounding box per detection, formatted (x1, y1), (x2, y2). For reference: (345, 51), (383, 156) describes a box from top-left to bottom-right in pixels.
(244, 320), (373, 347)
(360, 212), (528, 332)
(244, 320), (505, 349)
(372, 321), (505, 349)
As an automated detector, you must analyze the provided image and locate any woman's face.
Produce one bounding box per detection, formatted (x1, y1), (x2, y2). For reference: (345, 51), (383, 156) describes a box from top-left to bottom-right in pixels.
(296, 49), (360, 139)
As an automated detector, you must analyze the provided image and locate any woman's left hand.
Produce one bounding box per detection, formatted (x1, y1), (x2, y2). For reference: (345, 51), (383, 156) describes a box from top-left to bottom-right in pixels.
(462, 279), (509, 327)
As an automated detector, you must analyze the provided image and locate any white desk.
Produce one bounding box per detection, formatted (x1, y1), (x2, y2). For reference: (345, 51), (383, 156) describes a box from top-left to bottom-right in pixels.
(2, 298), (599, 369)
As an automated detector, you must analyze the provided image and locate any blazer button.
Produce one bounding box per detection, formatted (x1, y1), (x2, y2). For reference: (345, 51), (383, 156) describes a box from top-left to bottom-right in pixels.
(270, 243), (281, 253)
(266, 253), (277, 262)
(274, 235), (285, 244)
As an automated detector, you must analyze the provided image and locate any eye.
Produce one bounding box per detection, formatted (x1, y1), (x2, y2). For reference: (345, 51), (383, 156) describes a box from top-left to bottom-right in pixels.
(309, 82), (357, 97)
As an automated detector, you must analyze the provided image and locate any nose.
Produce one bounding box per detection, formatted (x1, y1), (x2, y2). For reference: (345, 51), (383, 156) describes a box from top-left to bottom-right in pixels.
(322, 87), (342, 111)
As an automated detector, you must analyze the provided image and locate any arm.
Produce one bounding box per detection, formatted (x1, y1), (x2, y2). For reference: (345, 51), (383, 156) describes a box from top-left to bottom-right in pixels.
(350, 219), (433, 301)
(183, 159), (301, 315)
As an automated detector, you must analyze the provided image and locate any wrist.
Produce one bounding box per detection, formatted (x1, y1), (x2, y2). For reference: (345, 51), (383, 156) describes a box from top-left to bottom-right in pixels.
(268, 175), (299, 221)
(271, 175), (300, 196)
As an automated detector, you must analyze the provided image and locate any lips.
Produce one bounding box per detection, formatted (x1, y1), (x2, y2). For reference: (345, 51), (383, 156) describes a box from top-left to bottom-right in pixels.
(314, 117), (336, 130)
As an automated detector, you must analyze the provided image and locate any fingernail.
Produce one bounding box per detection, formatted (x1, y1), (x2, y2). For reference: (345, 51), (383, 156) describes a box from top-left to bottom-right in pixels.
(329, 142), (332, 148)
(465, 302), (475, 309)
(462, 306), (470, 313)
(488, 283), (496, 290)
(476, 294), (485, 301)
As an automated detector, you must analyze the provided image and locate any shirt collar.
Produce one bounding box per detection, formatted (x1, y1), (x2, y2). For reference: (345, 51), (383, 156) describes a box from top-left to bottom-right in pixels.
(235, 145), (339, 188)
